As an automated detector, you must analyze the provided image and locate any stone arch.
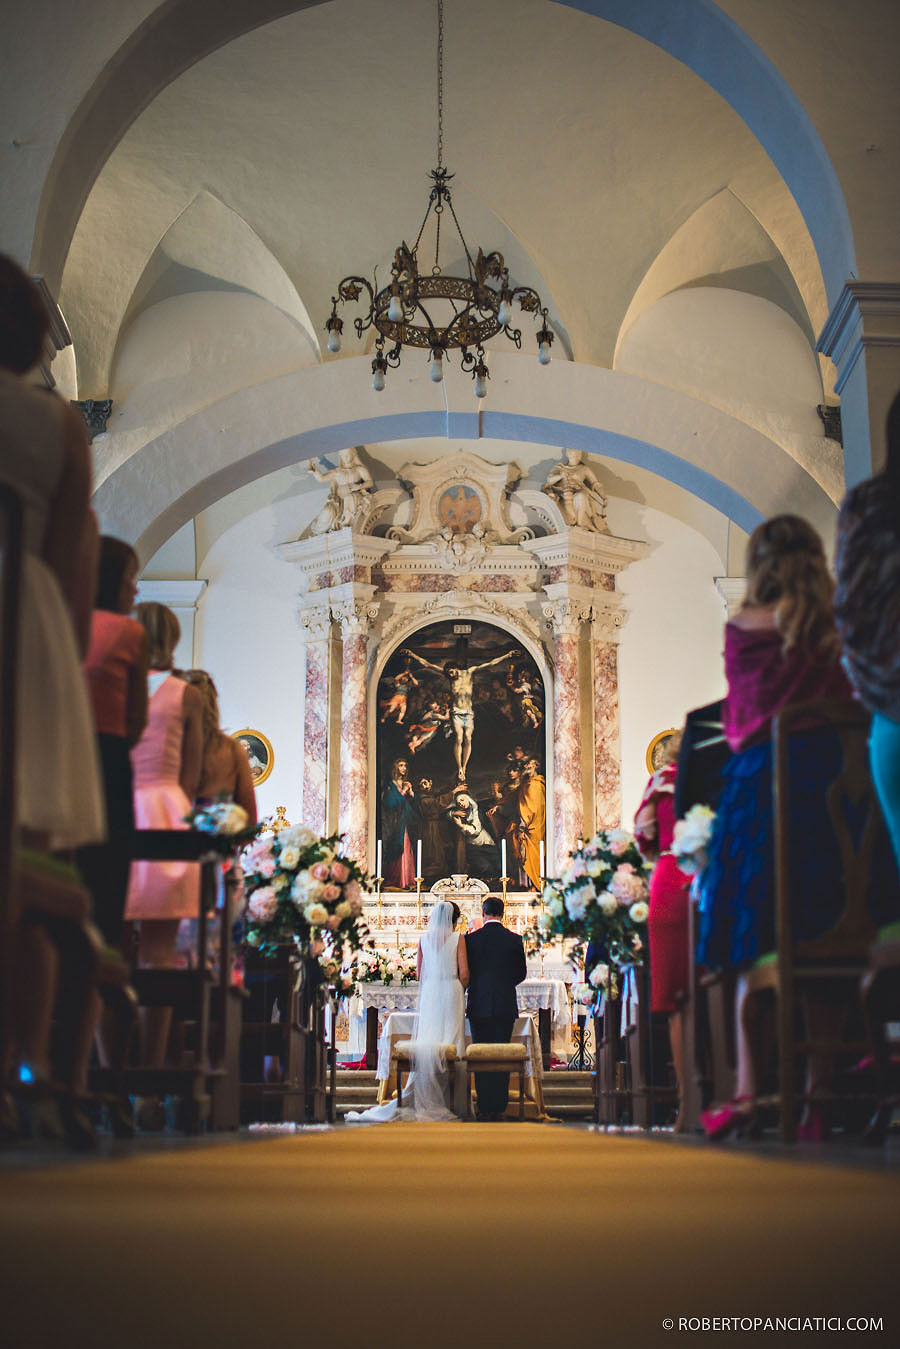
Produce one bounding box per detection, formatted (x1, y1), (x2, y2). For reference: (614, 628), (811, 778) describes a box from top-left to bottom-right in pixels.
(90, 355), (837, 560)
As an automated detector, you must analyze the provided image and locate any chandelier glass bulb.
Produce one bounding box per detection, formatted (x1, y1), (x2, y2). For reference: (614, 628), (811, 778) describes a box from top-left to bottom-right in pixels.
(430, 352), (444, 383)
(387, 293), (404, 323)
(498, 296), (512, 327)
(538, 340), (551, 365)
(474, 370), (487, 399)
(327, 328), (341, 354)
(373, 367), (386, 392)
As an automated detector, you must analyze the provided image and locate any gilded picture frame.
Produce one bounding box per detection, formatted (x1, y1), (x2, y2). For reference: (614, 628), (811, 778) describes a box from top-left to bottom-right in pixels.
(646, 728), (679, 774)
(232, 728), (274, 785)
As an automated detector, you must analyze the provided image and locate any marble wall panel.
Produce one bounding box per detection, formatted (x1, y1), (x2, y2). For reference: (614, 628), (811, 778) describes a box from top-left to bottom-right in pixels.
(302, 637), (329, 835)
(338, 631), (370, 869)
(592, 637), (621, 831)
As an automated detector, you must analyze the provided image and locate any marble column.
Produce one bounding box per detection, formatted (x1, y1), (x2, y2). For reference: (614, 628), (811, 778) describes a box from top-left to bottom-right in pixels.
(590, 609), (622, 832)
(298, 604), (333, 836)
(542, 597), (591, 874)
(332, 598), (379, 870)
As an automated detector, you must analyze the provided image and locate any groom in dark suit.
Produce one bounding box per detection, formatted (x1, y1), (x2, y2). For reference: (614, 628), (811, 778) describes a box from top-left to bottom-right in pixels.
(465, 895), (528, 1120)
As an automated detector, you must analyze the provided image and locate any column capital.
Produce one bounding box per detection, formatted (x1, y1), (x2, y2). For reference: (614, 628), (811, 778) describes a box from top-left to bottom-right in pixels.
(590, 603), (627, 642)
(298, 603), (333, 642)
(331, 597), (380, 637)
(541, 596), (592, 638)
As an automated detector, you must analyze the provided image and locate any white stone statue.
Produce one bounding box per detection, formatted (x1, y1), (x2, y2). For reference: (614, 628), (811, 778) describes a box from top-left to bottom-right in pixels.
(308, 447), (374, 534)
(541, 448), (608, 532)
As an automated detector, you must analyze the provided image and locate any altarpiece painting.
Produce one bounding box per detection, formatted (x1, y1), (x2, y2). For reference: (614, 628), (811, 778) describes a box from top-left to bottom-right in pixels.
(376, 620), (546, 891)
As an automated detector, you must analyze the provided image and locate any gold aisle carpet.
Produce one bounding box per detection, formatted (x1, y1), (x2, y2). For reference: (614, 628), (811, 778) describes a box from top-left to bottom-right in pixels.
(1, 1126), (899, 1349)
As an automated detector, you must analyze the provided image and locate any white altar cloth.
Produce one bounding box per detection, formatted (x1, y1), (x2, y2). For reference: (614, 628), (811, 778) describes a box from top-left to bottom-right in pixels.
(352, 977), (569, 1028)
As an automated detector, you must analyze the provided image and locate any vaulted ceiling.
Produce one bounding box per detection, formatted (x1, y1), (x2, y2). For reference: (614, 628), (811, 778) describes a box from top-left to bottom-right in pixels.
(4, 0), (898, 563)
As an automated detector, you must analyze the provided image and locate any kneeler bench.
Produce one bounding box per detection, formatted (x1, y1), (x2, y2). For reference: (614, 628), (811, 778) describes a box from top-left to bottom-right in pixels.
(391, 1040), (458, 1111)
(465, 1042), (527, 1120)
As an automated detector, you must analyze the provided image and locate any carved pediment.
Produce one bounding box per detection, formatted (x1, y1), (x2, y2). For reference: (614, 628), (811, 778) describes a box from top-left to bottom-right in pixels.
(387, 452), (533, 546)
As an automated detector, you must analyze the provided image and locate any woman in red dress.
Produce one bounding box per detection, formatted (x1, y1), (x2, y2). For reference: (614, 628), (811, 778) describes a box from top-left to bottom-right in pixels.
(634, 733), (691, 1130)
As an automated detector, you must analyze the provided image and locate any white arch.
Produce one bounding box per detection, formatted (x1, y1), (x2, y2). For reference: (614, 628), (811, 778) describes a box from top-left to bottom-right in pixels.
(92, 353), (838, 560)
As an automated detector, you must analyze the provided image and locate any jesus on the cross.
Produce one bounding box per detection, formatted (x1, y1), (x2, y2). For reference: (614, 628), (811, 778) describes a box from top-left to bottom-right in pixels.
(404, 645), (513, 781)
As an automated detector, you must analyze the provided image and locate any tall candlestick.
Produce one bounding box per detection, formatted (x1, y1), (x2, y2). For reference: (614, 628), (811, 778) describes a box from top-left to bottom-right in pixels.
(376, 838), (382, 877)
(501, 837), (507, 877)
(416, 838), (422, 876)
(539, 839), (545, 882)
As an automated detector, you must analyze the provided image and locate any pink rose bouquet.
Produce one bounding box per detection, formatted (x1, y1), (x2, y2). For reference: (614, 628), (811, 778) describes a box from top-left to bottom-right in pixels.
(241, 828), (372, 984)
(531, 829), (651, 1005)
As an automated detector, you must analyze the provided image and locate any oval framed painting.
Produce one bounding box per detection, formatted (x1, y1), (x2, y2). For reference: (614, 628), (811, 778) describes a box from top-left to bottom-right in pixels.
(232, 729), (274, 785)
(646, 728), (679, 774)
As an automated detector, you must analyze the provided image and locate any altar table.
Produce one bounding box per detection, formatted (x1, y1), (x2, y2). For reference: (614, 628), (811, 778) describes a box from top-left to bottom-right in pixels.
(353, 978), (569, 1071)
(375, 1011), (547, 1119)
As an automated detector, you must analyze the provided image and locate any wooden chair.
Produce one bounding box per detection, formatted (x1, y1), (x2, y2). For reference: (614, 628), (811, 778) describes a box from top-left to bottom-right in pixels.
(464, 1042), (526, 1120)
(860, 932), (900, 1142)
(1, 485), (138, 1140)
(239, 950), (327, 1124)
(676, 890), (714, 1131)
(123, 830), (245, 1132)
(0, 485), (23, 1136)
(744, 698), (894, 1142)
(621, 964), (679, 1128)
(592, 1001), (628, 1125)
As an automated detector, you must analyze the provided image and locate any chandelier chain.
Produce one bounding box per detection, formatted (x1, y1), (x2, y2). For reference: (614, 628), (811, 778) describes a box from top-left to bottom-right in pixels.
(436, 0), (444, 170)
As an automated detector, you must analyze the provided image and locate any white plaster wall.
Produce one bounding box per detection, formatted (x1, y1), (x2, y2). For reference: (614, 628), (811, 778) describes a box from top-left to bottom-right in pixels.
(193, 502), (312, 824)
(609, 498), (729, 826)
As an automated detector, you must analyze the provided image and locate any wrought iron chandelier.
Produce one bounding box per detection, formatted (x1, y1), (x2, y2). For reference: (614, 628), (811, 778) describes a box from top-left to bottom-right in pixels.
(324, 0), (554, 397)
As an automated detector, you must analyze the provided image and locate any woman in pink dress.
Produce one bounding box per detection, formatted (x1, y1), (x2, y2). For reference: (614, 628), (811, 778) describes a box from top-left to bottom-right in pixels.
(125, 602), (203, 1071)
(634, 734), (692, 1130)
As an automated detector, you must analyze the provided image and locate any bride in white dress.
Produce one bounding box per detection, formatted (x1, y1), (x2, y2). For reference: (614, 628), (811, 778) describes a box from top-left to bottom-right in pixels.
(347, 901), (468, 1123)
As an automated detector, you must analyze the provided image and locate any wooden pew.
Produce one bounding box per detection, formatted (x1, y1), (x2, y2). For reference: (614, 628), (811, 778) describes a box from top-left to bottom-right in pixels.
(122, 829), (244, 1132)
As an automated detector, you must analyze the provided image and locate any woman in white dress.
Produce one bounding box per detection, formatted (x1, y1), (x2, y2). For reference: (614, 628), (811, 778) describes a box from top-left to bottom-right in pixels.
(347, 900), (469, 1123)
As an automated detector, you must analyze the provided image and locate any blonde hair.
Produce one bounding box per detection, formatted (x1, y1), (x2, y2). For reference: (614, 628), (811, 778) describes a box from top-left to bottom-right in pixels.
(743, 515), (838, 658)
(135, 601), (180, 669)
(182, 669), (221, 750)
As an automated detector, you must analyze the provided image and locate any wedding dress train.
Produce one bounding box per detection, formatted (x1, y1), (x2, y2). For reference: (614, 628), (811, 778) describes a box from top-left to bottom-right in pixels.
(346, 901), (464, 1124)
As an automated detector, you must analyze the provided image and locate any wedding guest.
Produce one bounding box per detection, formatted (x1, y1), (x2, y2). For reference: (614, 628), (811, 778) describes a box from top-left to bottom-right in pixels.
(79, 537), (149, 946)
(634, 732), (691, 1131)
(697, 514), (897, 1139)
(0, 252), (104, 853)
(125, 602), (203, 1091)
(0, 254), (105, 1144)
(834, 390), (900, 877)
(181, 670), (257, 825)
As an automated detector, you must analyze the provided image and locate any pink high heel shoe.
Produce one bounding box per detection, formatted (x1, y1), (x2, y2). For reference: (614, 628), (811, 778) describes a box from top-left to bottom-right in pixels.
(701, 1095), (754, 1141)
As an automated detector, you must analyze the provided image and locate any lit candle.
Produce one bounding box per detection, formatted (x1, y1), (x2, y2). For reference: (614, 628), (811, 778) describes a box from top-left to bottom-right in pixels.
(376, 838), (383, 877)
(501, 837), (507, 877)
(539, 839), (545, 879)
(416, 838), (422, 876)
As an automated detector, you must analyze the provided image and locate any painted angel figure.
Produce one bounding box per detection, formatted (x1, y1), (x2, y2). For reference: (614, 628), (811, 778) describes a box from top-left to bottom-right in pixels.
(542, 448), (608, 532)
(309, 447), (374, 534)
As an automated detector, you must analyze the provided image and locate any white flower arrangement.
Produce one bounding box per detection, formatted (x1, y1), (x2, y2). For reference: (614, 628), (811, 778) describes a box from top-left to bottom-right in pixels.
(671, 804), (716, 875)
(530, 830), (651, 1008)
